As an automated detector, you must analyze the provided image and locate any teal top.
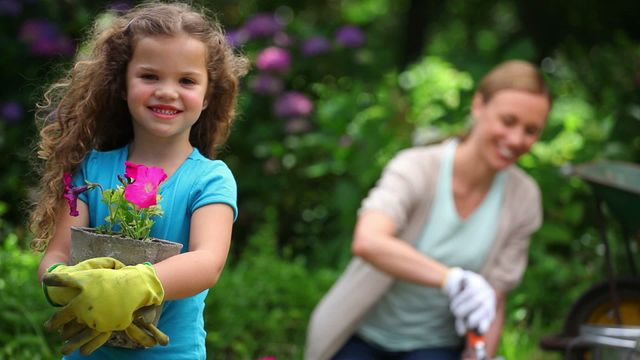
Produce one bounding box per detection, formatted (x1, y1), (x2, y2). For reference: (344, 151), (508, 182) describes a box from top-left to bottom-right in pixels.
(358, 139), (506, 350)
(68, 145), (237, 360)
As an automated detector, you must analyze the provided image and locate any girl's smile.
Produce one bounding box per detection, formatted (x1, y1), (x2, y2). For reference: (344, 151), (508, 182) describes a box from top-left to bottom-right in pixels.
(148, 104), (182, 119)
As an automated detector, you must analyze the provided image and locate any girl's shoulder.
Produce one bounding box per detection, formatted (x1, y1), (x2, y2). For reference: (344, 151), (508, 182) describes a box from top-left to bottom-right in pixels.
(84, 146), (128, 164)
(186, 148), (233, 174)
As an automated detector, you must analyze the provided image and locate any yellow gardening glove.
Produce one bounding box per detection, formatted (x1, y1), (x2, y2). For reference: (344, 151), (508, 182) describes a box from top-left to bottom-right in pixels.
(42, 263), (164, 333)
(58, 307), (169, 355)
(58, 321), (112, 355)
(125, 306), (170, 347)
(43, 257), (126, 307)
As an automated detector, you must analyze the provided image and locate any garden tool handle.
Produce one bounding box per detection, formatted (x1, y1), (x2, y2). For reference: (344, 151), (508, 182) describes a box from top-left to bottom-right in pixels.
(467, 330), (487, 360)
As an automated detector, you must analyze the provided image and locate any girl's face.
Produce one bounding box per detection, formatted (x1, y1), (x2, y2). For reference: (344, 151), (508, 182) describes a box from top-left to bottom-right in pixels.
(470, 89), (550, 171)
(125, 33), (209, 143)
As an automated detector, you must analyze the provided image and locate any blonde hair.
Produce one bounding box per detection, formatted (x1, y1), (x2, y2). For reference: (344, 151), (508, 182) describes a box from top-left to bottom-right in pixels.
(29, 1), (249, 251)
(477, 60), (551, 105)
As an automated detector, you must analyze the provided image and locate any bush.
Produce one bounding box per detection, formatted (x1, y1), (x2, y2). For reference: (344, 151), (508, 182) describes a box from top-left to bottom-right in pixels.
(0, 233), (59, 360)
(205, 208), (340, 359)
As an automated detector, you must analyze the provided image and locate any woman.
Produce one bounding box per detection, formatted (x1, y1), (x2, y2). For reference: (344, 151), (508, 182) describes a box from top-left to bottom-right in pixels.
(306, 60), (551, 360)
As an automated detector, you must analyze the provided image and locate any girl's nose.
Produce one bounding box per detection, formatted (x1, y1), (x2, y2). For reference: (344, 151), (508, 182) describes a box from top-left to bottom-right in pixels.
(154, 85), (178, 100)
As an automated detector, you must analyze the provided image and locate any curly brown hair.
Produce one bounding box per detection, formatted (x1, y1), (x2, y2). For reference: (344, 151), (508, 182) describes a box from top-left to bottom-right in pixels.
(29, 1), (249, 251)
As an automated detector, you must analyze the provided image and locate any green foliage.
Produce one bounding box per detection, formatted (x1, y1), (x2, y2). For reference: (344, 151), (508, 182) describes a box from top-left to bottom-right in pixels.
(3, 1), (640, 359)
(205, 208), (339, 359)
(99, 184), (164, 240)
(0, 234), (58, 360)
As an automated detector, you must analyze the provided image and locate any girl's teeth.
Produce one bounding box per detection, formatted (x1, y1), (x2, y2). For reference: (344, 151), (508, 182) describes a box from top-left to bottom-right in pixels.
(154, 108), (177, 115)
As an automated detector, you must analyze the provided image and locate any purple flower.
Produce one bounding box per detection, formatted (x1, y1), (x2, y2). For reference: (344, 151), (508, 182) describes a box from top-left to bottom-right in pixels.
(244, 13), (283, 39)
(227, 28), (250, 48)
(0, 0), (22, 16)
(108, 1), (132, 13)
(250, 73), (284, 96)
(274, 91), (314, 118)
(19, 19), (75, 56)
(273, 32), (294, 47)
(63, 173), (92, 217)
(335, 25), (366, 48)
(339, 135), (353, 148)
(256, 47), (291, 73)
(284, 118), (313, 134)
(301, 36), (331, 56)
(1, 101), (23, 123)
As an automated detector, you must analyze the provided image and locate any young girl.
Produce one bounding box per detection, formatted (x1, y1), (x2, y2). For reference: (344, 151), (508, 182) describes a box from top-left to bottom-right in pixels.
(306, 60), (552, 360)
(30, 2), (248, 359)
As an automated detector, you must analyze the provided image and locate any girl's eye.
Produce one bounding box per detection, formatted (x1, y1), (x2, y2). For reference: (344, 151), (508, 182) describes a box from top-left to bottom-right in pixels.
(180, 78), (196, 85)
(140, 74), (157, 81)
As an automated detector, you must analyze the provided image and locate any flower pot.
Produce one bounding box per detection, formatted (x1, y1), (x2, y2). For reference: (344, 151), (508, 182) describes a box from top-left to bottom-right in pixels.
(69, 226), (183, 349)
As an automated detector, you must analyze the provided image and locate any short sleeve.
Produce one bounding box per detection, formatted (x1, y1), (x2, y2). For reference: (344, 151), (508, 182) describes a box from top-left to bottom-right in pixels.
(72, 152), (94, 203)
(190, 161), (238, 221)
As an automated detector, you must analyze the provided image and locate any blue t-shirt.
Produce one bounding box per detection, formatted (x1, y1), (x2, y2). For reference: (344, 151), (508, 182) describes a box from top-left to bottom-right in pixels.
(67, 145), (237, 360)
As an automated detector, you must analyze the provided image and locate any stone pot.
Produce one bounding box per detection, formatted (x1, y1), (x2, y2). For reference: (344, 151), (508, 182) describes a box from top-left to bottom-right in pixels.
(69, 226), (182, 349)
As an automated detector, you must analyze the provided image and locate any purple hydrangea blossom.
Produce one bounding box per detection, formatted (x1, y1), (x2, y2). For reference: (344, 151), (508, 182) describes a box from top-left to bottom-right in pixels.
(274, 91), (314, 118)
(284, 118), (313, 134)
(273, 32), (294, 47)
(250, 73), (284, 96)
(108, 1), (132, 13)
(335, 25), (366, 48)
(243, 13), (284, 39)
(19, 19), (75, 56)
(0, 0), (22, 16)
(256, 47), (291, 73)
(1, 101), (23, 123)
(301, 36), (332, 56)
(339, 135), (353, 148)
(227, 28), (250, 48)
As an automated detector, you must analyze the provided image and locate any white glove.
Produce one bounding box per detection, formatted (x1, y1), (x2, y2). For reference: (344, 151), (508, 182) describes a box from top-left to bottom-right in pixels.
(450, 270), (496, 335)
(441, 267), (465, 298)
(441, 267), (468, 335)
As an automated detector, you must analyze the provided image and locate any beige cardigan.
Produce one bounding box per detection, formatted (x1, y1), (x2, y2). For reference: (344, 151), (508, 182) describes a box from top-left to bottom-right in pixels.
(305, 141), (542, 360)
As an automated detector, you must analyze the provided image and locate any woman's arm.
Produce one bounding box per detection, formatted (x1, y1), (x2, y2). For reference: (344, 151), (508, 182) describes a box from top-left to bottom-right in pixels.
(352, 210), (450, 288)
(462, 291), (505, 359)
(153, 203), (233, 300)
(38, 200), (90, 279)
(484, 291), (505, 357)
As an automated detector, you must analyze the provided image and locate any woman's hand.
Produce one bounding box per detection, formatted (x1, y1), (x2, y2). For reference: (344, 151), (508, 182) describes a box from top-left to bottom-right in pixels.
(441, 267), (496, 335)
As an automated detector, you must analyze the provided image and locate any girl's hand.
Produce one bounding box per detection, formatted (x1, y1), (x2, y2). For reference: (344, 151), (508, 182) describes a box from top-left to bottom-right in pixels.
(59, 306), (169, 355)
(43, 264), (164, 332)
(43, 257), (126, 306)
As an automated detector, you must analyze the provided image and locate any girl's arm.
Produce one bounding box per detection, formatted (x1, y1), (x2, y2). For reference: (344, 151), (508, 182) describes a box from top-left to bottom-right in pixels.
(153, 203), (233, 300)
(352, 210), (450, 288)
(38, 201), (90, 279)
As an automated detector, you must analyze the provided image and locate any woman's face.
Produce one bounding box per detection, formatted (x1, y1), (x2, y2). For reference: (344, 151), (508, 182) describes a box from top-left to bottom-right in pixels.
(471, 89), (550, 171)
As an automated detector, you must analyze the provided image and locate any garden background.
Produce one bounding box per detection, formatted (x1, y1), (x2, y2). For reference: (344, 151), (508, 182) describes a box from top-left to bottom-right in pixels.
(1, 0), (640, 359)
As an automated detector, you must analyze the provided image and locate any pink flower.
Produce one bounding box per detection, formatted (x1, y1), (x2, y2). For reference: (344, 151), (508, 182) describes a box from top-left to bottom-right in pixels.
(63, 173), (90, 217)
(256, 47), (291, 73)
(124, 162), (167, 209)
(274, 91), (314, 118)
